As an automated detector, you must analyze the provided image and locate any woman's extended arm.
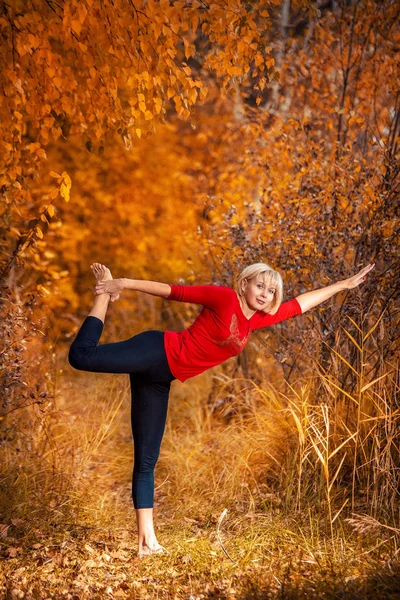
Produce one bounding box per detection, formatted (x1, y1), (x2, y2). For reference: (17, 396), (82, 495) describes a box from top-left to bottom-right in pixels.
(296, 263), (375, 314)
(95, 278), (171, 299)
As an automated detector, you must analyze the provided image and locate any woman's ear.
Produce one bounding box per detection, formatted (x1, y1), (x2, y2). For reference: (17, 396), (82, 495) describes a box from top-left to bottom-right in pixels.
(241, 279), (247, 294)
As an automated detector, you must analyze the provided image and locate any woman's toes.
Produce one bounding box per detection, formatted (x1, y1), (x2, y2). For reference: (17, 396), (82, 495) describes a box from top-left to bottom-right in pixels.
(138, 544), (166, 558)
(91, 263), (112, 283)
(100, 264), (112, 280)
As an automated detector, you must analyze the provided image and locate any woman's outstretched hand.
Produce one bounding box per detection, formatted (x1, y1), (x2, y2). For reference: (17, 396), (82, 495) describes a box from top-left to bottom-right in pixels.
(344, 263), (375, 289)
(95, 278), (125, 301)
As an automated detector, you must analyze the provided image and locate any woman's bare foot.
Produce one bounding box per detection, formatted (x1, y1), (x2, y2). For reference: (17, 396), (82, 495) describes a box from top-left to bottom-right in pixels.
(90, 263), (120, 302)
(138, 542), (166, 559)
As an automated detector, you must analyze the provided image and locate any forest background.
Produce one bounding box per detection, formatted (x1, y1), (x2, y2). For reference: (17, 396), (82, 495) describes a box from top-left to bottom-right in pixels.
(0, 0), (399, 598)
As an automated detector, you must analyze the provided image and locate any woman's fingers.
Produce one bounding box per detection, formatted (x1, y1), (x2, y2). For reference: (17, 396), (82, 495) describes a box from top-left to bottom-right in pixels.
(348, 263), (375, 288)
(94, 283), (110, 295)
(356, 263), (374, 278)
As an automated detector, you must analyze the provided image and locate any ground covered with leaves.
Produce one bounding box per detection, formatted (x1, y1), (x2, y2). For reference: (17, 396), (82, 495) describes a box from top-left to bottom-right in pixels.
(1, 507), (400, 600)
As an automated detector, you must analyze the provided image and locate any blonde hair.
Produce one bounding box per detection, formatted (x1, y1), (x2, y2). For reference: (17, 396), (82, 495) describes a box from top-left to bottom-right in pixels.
(237, 263), (283, 315)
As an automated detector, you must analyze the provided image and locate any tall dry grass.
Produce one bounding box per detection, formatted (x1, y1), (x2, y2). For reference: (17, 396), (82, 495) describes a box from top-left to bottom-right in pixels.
(160, 311), (399, 543)
(0, 310), (398, 556)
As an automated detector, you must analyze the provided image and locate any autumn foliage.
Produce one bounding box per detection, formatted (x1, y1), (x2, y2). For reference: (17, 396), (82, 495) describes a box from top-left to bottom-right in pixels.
(0, 0), (399, 596)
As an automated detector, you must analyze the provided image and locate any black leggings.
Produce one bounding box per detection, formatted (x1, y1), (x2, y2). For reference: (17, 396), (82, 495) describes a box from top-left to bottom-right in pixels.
(68, 316), (175, 509)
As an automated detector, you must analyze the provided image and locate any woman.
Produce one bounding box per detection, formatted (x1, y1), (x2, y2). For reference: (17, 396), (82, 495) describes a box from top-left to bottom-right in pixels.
(68, 261), (375, 557)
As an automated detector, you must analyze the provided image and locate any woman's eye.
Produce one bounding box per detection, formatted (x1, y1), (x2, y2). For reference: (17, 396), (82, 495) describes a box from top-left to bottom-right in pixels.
(269, 289), (275, 294)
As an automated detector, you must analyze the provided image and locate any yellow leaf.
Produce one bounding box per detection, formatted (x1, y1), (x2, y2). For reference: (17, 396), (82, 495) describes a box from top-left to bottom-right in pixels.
(37, 284), (51, 296)
(135, 128), (142, 138)
(144, 110), (153, 121)
(50, 171), (61, 179)
(62, 171), (72, 187)
(48, 205), (55, 217)
(60, 183), (70, 202)
(36, 226), (43, 239)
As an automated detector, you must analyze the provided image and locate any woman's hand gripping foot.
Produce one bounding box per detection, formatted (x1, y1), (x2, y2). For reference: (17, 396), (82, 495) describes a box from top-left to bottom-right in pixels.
(91, 263), (121, 302)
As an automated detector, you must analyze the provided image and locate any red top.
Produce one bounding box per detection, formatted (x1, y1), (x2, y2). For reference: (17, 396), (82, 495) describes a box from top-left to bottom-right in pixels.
(164, 285), (302, 382)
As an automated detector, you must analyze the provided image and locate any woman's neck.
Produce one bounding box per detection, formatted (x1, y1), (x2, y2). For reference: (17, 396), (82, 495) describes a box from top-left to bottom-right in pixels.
(237, 294), (256, 319)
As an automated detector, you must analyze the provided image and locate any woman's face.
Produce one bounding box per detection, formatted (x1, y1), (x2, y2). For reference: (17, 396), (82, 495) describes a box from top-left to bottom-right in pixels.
(242, 273), (276, 311)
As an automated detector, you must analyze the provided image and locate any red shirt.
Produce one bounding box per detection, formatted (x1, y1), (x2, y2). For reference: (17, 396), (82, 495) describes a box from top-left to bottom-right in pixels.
(164, 285), (302, 382)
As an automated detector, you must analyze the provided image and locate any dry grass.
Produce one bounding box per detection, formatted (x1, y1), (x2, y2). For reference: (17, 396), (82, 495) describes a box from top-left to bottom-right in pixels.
(0, 337), (399, 598)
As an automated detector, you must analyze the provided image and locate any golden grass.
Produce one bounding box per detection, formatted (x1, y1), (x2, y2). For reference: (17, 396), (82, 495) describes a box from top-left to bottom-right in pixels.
(0, 333), (399, 598)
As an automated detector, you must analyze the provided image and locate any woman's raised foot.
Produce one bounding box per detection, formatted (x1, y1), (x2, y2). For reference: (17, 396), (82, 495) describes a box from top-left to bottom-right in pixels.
(91, 263), (112, 283)
(90, 263), (120, 302)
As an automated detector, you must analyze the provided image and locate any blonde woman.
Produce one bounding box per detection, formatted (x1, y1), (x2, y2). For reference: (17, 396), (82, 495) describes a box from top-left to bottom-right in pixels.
(68, 261), (375, 557)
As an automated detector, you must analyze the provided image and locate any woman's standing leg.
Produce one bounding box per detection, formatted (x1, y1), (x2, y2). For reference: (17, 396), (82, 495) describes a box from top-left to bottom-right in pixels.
(130, 375), (172, 557)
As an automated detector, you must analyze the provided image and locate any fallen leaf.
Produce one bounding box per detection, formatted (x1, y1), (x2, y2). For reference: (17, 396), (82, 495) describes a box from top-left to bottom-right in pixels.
(11, 519), (25, 528)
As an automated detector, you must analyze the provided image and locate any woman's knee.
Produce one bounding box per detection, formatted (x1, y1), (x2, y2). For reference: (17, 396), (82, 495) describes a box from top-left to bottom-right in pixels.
(134, 451), (160, 473)
(68, 343), (90, 371)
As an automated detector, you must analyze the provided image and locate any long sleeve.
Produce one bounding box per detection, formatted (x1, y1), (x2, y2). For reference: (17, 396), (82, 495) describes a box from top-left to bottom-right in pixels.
(167, 284), (235, 311)
(251, 298), (302, 331)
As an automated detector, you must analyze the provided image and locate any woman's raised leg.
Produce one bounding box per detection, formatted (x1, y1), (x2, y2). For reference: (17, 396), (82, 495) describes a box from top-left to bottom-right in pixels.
(68, 264), (167, 375)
